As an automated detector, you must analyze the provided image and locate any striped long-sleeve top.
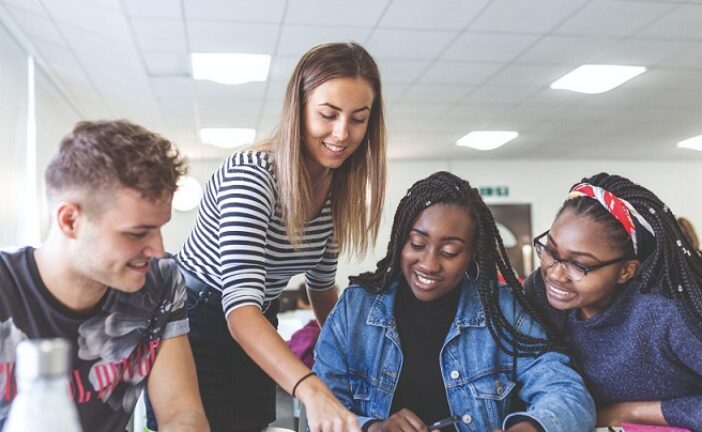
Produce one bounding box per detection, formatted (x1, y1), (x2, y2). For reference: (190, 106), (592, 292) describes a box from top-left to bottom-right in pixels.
(178, 151), (338, 318)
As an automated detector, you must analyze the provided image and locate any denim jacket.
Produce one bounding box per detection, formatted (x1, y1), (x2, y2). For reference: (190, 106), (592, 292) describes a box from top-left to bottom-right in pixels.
(314, 277), (595, 432)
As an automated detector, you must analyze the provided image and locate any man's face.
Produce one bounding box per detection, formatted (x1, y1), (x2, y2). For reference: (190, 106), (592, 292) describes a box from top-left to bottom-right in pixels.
(73, 187), (172, 293)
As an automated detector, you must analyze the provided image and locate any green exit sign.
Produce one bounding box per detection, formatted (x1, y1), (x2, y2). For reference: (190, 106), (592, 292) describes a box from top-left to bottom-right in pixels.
(478, 186), (509, 197)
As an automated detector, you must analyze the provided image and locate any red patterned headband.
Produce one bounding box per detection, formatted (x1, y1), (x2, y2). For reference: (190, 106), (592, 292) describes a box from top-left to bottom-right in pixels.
(567, 183), (654, 255)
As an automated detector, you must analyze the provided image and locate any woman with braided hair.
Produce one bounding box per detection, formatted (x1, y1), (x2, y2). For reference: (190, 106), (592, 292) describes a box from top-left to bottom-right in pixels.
(314, 171), (595, 432)
(525, 172), (702, 430)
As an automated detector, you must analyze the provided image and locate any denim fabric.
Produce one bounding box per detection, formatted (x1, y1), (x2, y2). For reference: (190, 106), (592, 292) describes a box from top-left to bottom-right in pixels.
(313, 277), (595, 432)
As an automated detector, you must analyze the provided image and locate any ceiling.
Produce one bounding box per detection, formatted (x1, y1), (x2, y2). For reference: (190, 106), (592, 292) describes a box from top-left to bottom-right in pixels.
(1, 0), (701, 160)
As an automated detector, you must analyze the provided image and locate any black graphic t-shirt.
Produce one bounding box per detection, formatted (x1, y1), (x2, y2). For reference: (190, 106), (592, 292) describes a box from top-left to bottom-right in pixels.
(0, 247), (189, 431)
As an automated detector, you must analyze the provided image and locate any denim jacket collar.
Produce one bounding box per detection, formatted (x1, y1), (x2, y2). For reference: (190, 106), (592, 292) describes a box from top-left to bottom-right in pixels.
(366, 276), (486, 331)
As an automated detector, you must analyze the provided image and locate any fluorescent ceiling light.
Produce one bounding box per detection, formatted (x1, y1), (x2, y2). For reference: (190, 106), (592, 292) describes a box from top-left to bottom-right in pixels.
(200, 128), (256, 148)
(173, 176), (202, 212)
(550, 64), (646, 94)
(191, 53), (271, 85)
(456, 131), (519, 151)
(677, 134), (702, 151)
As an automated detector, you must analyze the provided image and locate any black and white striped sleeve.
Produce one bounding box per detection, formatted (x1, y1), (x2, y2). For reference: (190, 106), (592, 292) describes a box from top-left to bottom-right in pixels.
(216, 163), (276, 318)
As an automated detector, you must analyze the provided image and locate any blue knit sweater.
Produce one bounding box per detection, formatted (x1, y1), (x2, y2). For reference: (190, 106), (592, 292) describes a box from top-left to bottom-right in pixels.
(525, 270), (702, 431)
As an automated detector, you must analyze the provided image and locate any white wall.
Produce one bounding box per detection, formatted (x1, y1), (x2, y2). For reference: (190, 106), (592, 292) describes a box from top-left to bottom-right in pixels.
(164, 158), (702, 289)
(0, 20), (29, 247)
(35, 68), (81, 238)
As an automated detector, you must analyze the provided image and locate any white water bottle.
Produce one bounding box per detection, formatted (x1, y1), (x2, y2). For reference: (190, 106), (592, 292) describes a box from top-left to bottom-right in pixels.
(3, 339), (82, 432)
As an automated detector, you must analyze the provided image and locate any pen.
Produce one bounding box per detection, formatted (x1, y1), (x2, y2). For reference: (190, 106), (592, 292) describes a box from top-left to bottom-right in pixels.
(429, 415), (460, 430)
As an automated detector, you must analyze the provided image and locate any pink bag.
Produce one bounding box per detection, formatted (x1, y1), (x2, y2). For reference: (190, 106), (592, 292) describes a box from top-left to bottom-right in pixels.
(621, 422), (692, 432)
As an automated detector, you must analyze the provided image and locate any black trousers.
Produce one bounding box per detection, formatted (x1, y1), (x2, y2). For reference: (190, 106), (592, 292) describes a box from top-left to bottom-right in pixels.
(147, 269), (279, 432)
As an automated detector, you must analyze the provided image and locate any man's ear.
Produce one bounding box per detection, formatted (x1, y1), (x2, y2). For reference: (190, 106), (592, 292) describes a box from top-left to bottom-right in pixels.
(617, 259), (640, 284)
(55, 201), (82, 239)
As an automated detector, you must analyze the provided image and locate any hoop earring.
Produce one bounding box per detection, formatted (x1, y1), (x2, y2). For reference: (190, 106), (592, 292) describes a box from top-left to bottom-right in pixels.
(466, 261), (480, 281)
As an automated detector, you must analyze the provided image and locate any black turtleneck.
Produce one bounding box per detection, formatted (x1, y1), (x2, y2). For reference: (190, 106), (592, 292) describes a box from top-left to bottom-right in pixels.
(389, 280), (460, 426)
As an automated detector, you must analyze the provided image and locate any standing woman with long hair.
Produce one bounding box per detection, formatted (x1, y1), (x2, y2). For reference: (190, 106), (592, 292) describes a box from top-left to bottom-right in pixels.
(526, 173), (702, 430)
(177, 42), (386, 432)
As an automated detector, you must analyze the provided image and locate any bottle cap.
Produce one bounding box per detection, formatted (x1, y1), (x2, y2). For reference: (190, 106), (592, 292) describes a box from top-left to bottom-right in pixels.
(16, 338), (72, 380)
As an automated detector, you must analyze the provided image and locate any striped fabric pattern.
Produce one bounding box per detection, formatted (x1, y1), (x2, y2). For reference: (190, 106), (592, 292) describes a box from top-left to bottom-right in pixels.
(178, 151), (338, 318)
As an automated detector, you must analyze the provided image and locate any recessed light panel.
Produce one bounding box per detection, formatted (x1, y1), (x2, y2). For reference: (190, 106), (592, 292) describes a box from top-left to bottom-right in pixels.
(456, 131), (519, 151)
(550, 64), (646, 94)
(191, 53), (270, 85)
(677, 135), (702, 151)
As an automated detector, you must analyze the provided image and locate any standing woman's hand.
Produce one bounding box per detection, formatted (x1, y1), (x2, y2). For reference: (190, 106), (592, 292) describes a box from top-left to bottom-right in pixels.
(367, 409), (429, 432)
(296, 375), (360, 432)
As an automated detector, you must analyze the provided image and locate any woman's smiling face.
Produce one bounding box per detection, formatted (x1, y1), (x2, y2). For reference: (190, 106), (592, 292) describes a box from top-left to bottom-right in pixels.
(401, 203), (475, 302)
(540, 209), (639, 319)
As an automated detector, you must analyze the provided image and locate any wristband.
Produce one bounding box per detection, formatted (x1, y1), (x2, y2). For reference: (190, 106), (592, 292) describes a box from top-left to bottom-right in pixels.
(292, 372), (316, 398)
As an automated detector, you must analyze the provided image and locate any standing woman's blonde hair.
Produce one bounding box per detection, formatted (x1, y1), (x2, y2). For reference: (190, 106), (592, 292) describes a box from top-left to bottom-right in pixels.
(254, 42), (386, 256)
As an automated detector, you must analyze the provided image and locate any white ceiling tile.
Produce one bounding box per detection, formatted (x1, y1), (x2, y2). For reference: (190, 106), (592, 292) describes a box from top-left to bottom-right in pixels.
(131, 18), (187, 51)
(268, 56), (298, 81)
(485, 64), (574, 89)
(284, 0), (389, 26)
(501, 106), (565, 123)
(418, 61), (502, 85)
(61, 25), (141, 67)
(381, 82), (411, 104)
(32, 40), (86, 82)
(0, 0), (45, 15)
(259, 100), (282, 118)
(555, 0), (674, 37)
(463, 86), (536, 106)
(183, 0), (284, 23)
(470, 0), (588, 33)
(387, 103), (453, 121)
(122, 0), (181, 18)
(197, 97), (262, 126)
(150, 76), (192, 100)
(657, 43), (702, 68)
(187, 21), (278, 53)
(442, 104), (506, 122)
(276, 25), (372, 56)
(518, 35), (615, 64)
(442, 32), (539, 62)
(42, 0), (131, 43)
(636, 4), (702, 39)
(645, 89), (702, 110)
(159, 98), (195, 111)
(143, 51), (190, 75)
(61, 81), (112, 117)
(367, 29), (457, 60)
(379, 0), (490, 30)
(5, 5), (63, 43)
(81, 56), (149, 92)
(400, 84), (468, 104)
(264, 78), (288, 102)
(590, 38), (694, 66)
(377, 59), (430, 84)
(85, 0), (120, 12)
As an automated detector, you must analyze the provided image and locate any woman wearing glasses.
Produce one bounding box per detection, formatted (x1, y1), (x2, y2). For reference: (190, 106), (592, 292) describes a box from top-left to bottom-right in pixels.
(525, 173), (702, 431)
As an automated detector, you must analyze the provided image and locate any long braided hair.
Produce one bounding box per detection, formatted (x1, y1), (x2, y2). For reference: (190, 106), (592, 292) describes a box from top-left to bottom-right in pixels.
(560, 172), (702, 343)
(350, 171), (562, 357)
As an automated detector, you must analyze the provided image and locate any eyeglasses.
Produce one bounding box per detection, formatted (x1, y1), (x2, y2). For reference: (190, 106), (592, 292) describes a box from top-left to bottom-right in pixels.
(532, 230), (632, 281)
